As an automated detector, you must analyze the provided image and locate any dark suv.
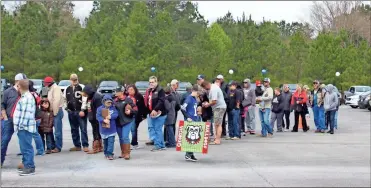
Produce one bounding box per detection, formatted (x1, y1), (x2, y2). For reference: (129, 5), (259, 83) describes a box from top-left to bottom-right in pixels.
(97, 81), (122, 97)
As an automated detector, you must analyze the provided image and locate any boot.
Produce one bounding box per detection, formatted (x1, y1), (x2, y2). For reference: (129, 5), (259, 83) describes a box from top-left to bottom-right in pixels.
(123, 144), (131, 160)
(98, 139), (103, 152)
(118, 144), (125, 158)
(87, 140), (99, 154)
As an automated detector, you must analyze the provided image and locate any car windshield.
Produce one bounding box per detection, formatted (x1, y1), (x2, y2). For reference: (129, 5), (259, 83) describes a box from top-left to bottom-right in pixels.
(30, 79), (43, 86)
(356, 86), (371, 92)
(135, 81), (149, 89)
(58, 80), (70, 86)
(179, 82), (191, 89)
(288, 84), (297, 90)
(99, 81), (118, 87)
(1, 79), (5, 90)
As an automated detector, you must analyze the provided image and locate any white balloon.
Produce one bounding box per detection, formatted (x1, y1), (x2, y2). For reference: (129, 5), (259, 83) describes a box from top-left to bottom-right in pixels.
(78, 67), (84, 72)
(335, 72), (340, 76)
(229, 69), (234, 74)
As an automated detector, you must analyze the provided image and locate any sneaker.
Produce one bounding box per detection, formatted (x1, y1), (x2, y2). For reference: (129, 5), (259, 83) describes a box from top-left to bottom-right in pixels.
(151, 147), (163, 152)
(277, 130), (283, 133)
(69, 147), (82, 152)
(224, 137), (232, 140)
(250, 132), (255, 135)
(242, 132), (246, 136)
(284, 128), (289, 132)
(19, 168), (35, 176)
(145, 141), (154, 145)
(267, 133), (274, 138)
(231, 137), (240, 140)
(291, 130), (298, 132)
(45, 150), (52, 154)
(107, 156), (114, 160)
(131, 145), (141, 150)
(256, 134), (267, 138)
(36, 152), (44, 156)
(51, 148), (60, 153)
(185, 154), (198, 162)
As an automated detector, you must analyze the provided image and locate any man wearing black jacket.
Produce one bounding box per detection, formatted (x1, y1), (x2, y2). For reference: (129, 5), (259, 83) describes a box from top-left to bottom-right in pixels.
(196, 75), (214, 138)
(270, 87), (284, 132)
(64, 74), (89, 152)
(144, 76), (167, 151)
(81, 84), (103, 154)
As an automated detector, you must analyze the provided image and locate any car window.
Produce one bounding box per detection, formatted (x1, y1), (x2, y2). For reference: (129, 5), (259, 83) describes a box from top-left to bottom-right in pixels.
(356, 86), (371, 92)
(30, 79), (43, 86)
(349, 87), (355, 93)
(178, 82), (191, 90)
(58, 80), (70, 86)
(135, 81), (149, 89)
(99, 81), (118, 87)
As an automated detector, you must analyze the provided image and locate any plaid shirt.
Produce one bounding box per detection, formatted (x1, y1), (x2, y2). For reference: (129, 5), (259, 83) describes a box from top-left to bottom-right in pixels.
(13, 91), (37, 133)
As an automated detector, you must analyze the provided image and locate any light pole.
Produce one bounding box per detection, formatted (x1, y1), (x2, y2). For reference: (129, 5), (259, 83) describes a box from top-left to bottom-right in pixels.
(335, 72), (341, 90)
(229, 69), (234, 75)
(78, 67), (84, 72)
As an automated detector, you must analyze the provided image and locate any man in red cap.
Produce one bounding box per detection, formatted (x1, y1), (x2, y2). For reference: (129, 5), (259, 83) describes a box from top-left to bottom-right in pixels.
(43, 76), (64, 153)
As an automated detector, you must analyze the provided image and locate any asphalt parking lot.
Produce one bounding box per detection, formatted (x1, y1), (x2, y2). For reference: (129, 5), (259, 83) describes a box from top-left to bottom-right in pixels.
(1, 105), (370, 187)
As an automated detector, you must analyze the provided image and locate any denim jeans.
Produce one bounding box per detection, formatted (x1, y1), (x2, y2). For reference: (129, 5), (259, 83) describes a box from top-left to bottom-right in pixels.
(259, 108), (272, 136)
(54, 108), (64, 150)
(117, 121), (133, 144)
(165, 124), (176, 147)
(147, 115), (155, 141)
(131, 120), (140, 146)
(328, 110), (336, 131)
(33, 132), (44, 155)
(149, 115), (167, 149)
(334, 110), (338, 129)
(68, 111), (89, 148)
(228, 109), (241, 138)
(313, 105), (325, 131)
(245, 106), (256, 132)
(103, 136), (115, 157)
(18, 130), (35, 169)
(1, 119), (14, 165)
(40, 132), (54, 150)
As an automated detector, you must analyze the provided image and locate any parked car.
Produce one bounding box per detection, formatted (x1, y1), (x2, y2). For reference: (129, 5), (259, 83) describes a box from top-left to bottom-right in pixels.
(97, 81), (122, 97)
(358, 91), (371, 109)
(333, 86), (343, 106)
(345, 94), (361, 108)
(135, 81), (149, 95)
(344, 86), (371, 99)
(1, 78), (12, 98)
(178, 82), (192, 95)
(30, 79), (43, 94)
(369, 99), (371, 111)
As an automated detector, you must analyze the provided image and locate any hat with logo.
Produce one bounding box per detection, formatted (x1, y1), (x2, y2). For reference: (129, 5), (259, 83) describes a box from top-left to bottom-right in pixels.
(15, 73), (27, 81)
(43, 76), (54, 84)
(216, 75), (224, 80)
(196, 74), (205, 80)
(263, 78), (271, 83)
(170, 79), (179, 85)
(255, 80), (261, 86)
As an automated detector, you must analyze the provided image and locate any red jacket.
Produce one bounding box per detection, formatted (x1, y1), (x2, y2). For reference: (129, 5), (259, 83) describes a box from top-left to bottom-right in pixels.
(291, 91), (307, 105)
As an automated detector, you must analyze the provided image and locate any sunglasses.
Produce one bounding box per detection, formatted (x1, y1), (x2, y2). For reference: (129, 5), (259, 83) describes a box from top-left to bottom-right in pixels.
(313, 82), (318, 84)
(243, 82), (248, 84)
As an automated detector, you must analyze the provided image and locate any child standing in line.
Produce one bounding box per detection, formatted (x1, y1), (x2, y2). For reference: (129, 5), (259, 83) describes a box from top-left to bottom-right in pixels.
(96, 95), (118, 160)
(255, 80), (265, 111)
(164, 86), (177, 148)
(38, 99), (55, 154)
(181, 85), (202, 162)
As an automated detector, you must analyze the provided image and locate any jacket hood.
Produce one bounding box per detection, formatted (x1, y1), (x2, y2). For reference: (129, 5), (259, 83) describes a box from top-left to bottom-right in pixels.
(82, 84), (95, 97)
(325, 84), (335, 93)
(102, 94), (113, 103)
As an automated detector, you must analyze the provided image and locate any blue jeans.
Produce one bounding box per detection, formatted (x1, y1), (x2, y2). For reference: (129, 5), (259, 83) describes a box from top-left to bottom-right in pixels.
(313, 105), (325, 130)
(68, 111), (89, 148)
(165, 124), (176, 147)
(18, 130), (35, 169)
(40, 132), (54, 150)
(147, 115), (155, 141)
(1, 119), (14, 165)
(259, 108), (272, 136)
(54, 108), (64, 151)
(117, 121), (134, 144)
(334, 110), (338, 129)
(131, 120), (139, 146)
(329, 110), (336, 131)
(228, 109), (241, 138)
(149, 115), (167, 149)
(103, 136), (115, 157)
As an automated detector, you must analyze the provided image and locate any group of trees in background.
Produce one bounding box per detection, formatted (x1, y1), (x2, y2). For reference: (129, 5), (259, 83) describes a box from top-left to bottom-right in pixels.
(1, 1), (370, 90)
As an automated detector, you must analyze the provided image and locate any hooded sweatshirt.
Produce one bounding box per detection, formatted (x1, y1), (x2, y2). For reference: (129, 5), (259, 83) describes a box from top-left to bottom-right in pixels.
(96, 95), (118, 138)
(324, 84), (339, 112)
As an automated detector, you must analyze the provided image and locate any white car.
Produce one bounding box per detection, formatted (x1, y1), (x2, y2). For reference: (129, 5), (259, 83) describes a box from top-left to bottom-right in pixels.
(345, 95), (360, 108)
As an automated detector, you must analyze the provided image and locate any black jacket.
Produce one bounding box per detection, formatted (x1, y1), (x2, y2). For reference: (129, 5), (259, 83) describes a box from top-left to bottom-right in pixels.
(145, 86), (166, 116)
(132, 93), (147, 123)
(82, 85), (102, 123)
(115, 96), (137, 126)
(65, 85), (83, 111)
(272, 94), (284, 113)
(200, 92), (212, 121)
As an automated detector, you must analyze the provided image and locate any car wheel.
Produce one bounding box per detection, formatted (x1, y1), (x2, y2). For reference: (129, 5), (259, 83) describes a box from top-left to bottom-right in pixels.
(350, 105), (358, 109)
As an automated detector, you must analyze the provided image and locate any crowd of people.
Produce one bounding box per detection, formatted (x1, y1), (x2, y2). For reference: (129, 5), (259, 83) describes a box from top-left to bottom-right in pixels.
(1, 72), (340, 176)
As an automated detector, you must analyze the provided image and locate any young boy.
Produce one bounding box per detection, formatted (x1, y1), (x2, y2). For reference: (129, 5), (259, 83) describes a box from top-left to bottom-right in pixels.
(255, 80), (265, 111)
(38, 99), (55, 154)
(226, 81), (242, 140)
(96, 95), (118, 160)
(181, 85), (202, 162)
(164, 86), (177, 148)
(270, 88), (284, 132)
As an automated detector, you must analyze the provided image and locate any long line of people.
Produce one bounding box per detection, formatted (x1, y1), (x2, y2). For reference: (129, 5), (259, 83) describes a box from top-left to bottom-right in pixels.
(1, 72), (340, 176)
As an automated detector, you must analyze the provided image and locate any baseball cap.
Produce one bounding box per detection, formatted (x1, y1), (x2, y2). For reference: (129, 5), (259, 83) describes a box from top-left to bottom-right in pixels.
(170, 79), (179, 85)
(216, 75), (224, 80)
(255, 80), (261, 86)
(115, 87), (125, 92)
(243, 79), (251, 83)
(263, 78), (271, 83)
(196, 74), (205, 80)
(15, 73), (27, 81)
(230, 81), (238, 86)
(43, 76), (54, 84)
(70, 74), (78, 81)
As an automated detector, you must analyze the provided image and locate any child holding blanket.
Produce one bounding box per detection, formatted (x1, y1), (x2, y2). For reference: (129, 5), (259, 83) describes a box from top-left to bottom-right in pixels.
(97, 95), (118, 160)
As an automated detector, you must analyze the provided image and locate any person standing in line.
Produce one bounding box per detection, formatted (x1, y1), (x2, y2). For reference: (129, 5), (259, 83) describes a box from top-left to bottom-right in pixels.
(81, 85), (103, 154)
(180, 85), (192, 118)
(201, 80), (227, 145)
(29, 80), (44, 155)
(242, 79), (256, 135)
(164, 86), (177, 148)
(270, 87), (284, 132)
(38, 99), (55, 154)
(323, 84), (339, 134)
(1, 73), (26, 167)
(310, 80), (326, 133)
(196, 75), (214, 140)
(64, 74), (89, 152)
(226, 81), (242, 140)
(14, 79), (37, 176)
(43, 76), (64, 153)
(215, 75), (228, 138)
(114, 87), (137, 159)
(164, 79), (180, 142)
(126, 84), (146, 150)
(281, 84), (292, 132)
(291, 84), (309, 132)
(144, 76), (167, 151)
(256, 78), (274, 138)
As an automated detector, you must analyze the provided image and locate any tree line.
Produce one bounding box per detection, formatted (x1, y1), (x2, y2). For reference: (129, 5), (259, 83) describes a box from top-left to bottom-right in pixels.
(1, 1), (370, 90)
